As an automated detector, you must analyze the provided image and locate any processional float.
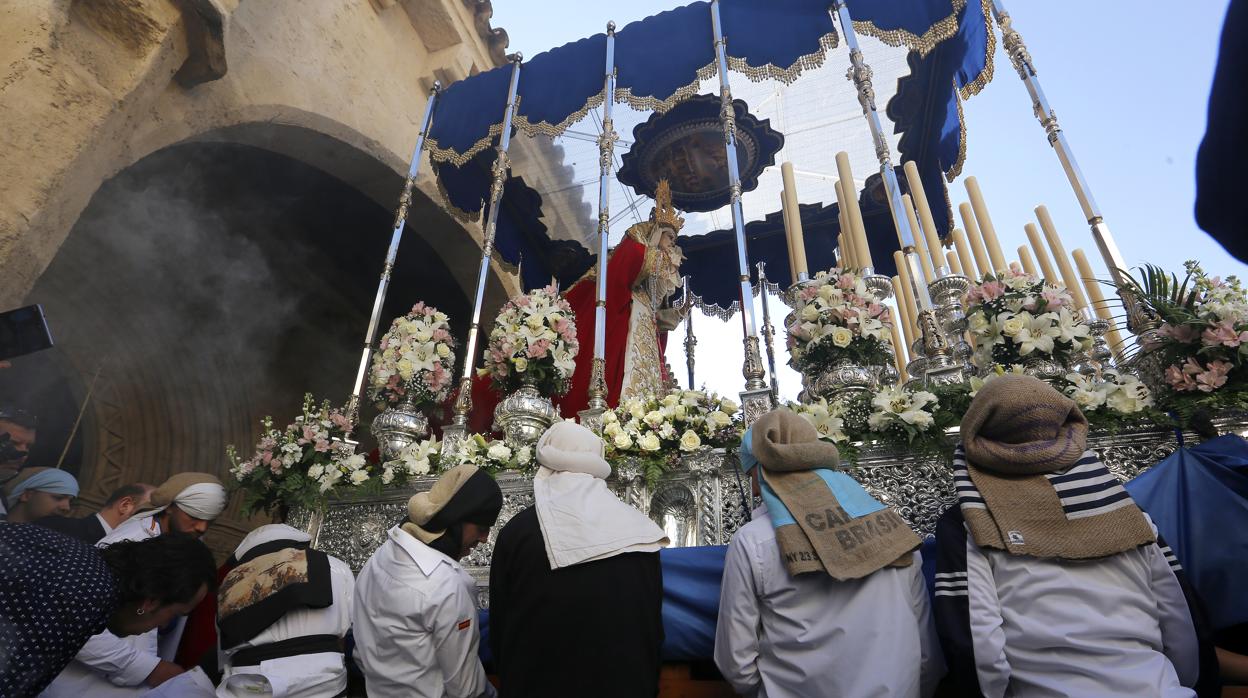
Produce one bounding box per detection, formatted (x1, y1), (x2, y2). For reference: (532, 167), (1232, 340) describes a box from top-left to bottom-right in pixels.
(269, 0), (1240, 568)
(347, 0), (1139, 458)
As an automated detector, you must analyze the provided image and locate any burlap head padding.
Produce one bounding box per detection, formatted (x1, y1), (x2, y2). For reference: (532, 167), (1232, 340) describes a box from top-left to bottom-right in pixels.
(752, 409), (840, 473)
(961, 375), (1088, 475)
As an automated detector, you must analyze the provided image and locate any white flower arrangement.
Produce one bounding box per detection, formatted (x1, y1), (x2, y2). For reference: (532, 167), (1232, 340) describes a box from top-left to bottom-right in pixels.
(866, 384), (939, 437)
(605, 390), (741, 462)
(382, 434), (536, 477)
(228, 394), (375, 514)
(786, 268), (893, 373)
(481, 285), (579, 397)
(368, 302), (456, 411)
(964, 269), (1092, 368)
(790, 397), (849, 443)
(1063, 370), (1155, 415)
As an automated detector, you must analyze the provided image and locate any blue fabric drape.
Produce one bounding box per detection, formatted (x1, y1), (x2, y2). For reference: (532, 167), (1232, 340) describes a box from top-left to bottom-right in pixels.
(614, 2), (714, 109)
(679, 203), (839, 309)
(435, 151), (595, 291)
(516, 33), (607, 134)
(1125, 434), (1248, 631)
(427, 63), (512, 162)
(719, 1), (835, 71)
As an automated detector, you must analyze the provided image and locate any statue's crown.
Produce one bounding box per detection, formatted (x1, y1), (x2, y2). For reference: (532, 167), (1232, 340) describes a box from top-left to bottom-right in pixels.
(651, 179), (685, 231)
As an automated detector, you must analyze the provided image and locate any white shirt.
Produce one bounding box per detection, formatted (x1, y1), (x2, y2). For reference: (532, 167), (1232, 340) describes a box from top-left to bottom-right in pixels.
(962, 521), (1199, 697)
(352, 526), (495, 698)
(96, 512), (115, 537)
(715, 505), (943, 698)
(217, 555), (356, 698)
(41, 515), (174, 697)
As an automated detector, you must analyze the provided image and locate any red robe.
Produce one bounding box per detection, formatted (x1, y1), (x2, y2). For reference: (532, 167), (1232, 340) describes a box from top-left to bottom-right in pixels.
(456, 235), (665, 433)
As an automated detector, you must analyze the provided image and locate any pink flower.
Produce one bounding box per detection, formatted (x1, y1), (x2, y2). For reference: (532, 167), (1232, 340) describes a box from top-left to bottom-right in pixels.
(528, 339), (552, 359)
(837, 274), (855, 289)
(1040, 289), (1065, 309)
(270, 459), (284, 474)
(979, 281), (1006, 302)
(1196, 360), (1232, 392)
(260, 451), (274, 465)
(800, 286), (819, 301)
(1164, 363), (1194, 391)
(433, 328), (450, 342)
(314, 439), (331, 452)
(330, 412), (351, 430)
(386, 374), (401, 391)
(1160, 323), (1202, 344)
(411, 302), (427, 314)
(1201, 321), (1248, 348)
(515, 296), (531, 308)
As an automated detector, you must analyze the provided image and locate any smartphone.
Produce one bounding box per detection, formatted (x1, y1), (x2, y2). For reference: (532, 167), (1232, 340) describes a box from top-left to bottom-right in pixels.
(0, 304), (54, 361)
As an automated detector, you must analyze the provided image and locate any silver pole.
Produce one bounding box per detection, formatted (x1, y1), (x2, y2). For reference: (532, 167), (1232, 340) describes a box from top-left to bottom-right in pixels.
(989, 1), (1143, 330)
(831, 2), (962, 386)
(684, 285), (697, 389)
(710, 0), (773, 424)
(578, 22), (618, 432)
(757, 262), (780, 402)
(444, 55), (524, 451)
(346, 82), (441, 427)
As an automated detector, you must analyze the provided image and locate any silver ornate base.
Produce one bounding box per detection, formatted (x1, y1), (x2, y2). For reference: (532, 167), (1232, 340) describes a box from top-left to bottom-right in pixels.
(493, 383), (558, 447)
(371, 398), (429, 462)
(291, 413), (1248, 606)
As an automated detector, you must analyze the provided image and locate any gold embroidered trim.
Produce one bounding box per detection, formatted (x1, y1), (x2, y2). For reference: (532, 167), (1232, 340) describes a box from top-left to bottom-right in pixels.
(427, 122), (505, 167)
(945, 87), (968, 182)
(726, 32), (839, 85)
(851, 0), (966, 59)
(614, 62), (718, 114)
(513, 88), (608, 140)
(435, 168), (484, 224)
(958, 0), (996, 100)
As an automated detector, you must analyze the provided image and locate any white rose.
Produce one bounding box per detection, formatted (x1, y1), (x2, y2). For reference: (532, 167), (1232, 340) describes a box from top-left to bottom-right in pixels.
(487, 443), (513, 462)
(344, 454), (367, 471)
(830, 326), (854, 348)
(800, 304), (820, 322)
(516, 445), (533, 464)
(719, 398), (739, 413)
(307, 464), (325, 480)
(349, 469), (369, 485)
(659, 423), (676, 440)
(436, 343), (451, 358)
(604, 422), (622, 438)
(709, 410), (732, 427)
(513, 357), (528, 373)
(638, 433), (662, 451)
(613, 432), (635, 450)
(678, 429), (702, 452)
(407, 456), (431, 475)
(643, 410), (666, 428)
(381, 466), (395, 485)
(1000, 315), (1026, 337)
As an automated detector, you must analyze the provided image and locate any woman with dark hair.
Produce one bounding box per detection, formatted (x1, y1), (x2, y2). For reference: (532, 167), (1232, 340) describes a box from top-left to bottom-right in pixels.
(0, 523), (217, 697)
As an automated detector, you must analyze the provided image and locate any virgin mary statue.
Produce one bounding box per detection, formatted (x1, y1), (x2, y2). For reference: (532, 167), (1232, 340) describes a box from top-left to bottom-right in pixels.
(461, 180), (685, 432)
(558, 179), (685, 417)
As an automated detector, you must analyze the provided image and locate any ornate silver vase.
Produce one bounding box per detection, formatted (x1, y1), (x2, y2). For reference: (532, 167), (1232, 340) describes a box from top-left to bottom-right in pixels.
(493, 380), (558, 447)
(804, 359), (884, 402)
(371, 393), (429, 462)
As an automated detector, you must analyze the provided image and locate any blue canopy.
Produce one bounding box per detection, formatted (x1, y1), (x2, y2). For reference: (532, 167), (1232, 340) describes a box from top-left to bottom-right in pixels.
(426, 0), (969, 164)
(426, 0), (993, 299)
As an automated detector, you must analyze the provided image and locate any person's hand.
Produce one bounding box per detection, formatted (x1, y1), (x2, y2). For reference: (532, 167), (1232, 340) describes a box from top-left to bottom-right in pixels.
(145, 660), (185, 687)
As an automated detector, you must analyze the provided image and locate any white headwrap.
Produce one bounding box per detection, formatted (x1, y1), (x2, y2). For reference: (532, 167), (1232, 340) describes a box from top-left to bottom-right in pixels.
(233, 523), (310, 560)
(142, 472), (228, 520)
(533, 422), (668, 569)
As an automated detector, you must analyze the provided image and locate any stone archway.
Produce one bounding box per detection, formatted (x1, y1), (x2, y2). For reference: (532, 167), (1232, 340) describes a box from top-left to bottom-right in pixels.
(16, 132), (509, 558)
